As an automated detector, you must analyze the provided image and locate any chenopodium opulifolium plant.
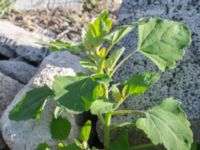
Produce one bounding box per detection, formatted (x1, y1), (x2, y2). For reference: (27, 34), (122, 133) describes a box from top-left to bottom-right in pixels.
(9, 10), (194, 150)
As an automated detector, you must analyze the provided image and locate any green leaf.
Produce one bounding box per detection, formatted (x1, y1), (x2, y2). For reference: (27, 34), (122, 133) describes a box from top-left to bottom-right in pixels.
(80, 120), (92, 142)
(136, 98), (193, 150)
(110, 129), (129, 150)
(50, 116), (71, 140)
(36, 143), (51, 150)
(54, 106), (65, 119)
(105, 47), (125, 73)
(90, 100), (114, 115)
(122, 72), (160, 97)
(111, 84), (122, 102)
(104, 24), (135, 45)
(9, 86), (54, 121)
(80, 59), (97, 72)
(138, 18), (191, 71)
(42, 41), (84, 54)
(104, 18), (148, 45)
(59, 143), (82, 150)
(83, 10), (112, 49)
(190, 141), (200, 150)
(53, 74), (110, 114)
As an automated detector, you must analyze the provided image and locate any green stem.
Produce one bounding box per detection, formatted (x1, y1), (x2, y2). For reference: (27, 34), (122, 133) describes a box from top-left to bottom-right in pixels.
(98, 115), (105, 125)
(110, 109), (145, 115)
(106, 44), (115, 56)
(110, 49), (138, 77)
(104, 113), (112, 150)
(130, 143), (155, 150)
(111, 122), (136, 130)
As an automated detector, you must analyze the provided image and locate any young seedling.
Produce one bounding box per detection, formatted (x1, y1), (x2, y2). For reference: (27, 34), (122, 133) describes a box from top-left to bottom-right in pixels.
(9, 11), (194, 150)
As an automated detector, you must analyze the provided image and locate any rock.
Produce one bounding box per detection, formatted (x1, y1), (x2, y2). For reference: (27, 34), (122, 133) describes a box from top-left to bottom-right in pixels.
(0, 45), (15, 58)
(0, 72), (23, 150)
(0, 21), (50, 62)
(12, 0), (82, 11)
(0, 60), (37, 84)
(1, 51), (84, 150)
(0, 72), (23, 117)
(0, 134), (9, 150)
(97, 0), (200, 145)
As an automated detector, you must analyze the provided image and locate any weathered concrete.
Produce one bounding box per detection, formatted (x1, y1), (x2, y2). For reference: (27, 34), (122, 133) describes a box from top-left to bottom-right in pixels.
(109, 0), (200, 144)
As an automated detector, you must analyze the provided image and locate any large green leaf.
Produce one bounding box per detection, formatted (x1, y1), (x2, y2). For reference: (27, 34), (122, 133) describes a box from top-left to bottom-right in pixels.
(110, 129), (129, 150)
(105, 47), (125, 73)
(53, 74), (110, 114)
(9, 86), (54, 121)
(104, 18), (148, 45)
(36, 143), (51, 150)
(80, 120), (92, 142)
(138, 18), (191, 71)
(50, 116), (71, 140)
(136, 98), (193, 150)
(83, 10), (112, 49)
(90, 100), (114, 115)
(122, 72), (160, 97)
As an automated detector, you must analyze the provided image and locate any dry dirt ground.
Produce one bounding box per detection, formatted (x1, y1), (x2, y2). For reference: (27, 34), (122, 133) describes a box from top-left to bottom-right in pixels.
(0, 0), (122, 42)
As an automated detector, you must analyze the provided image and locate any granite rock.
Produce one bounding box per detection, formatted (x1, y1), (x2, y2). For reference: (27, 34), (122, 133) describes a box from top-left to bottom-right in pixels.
(0, 72), (23, 117)
(1, 51), (84, 150)
(0, 21), (50, 62)
(0, 72), (23, 150)
(0, 45), (15, 58)
(0, 60), (37, 84)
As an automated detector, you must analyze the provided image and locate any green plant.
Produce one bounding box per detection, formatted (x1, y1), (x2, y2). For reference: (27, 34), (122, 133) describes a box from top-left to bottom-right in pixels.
(9, 11), (195, 150)
(0, 0), (14, 17)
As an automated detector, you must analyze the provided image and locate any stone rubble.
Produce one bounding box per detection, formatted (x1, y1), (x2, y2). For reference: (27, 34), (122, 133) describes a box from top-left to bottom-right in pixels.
(0, 72), (23, 150)
(0, 21), (50, 63)
(1, 51), (84, 150)
(0, 60), (37, 84)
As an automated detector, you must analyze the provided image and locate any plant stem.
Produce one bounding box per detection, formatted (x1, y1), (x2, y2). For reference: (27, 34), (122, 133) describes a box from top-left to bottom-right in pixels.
(110, 109), (145, 115)
(104, 113), (112, 150)
(110, 49), (138, 77)
(130, 143), (155, 150)
(106, 44), (115, 56)
(111, 122), (136, 130)
(98, 115), (105, 125)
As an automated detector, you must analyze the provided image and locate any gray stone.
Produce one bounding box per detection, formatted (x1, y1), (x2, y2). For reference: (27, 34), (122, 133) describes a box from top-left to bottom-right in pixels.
(0, 60), (37, 84)
(0, 135), (6, 150)
(0, 21), (50, 62)
(0, 72), (23, 117)
(0, 45), (15, 58)
(12, 0), (82, 11)
(0, 72), (23, 150)
(1, 51), (84, 150)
